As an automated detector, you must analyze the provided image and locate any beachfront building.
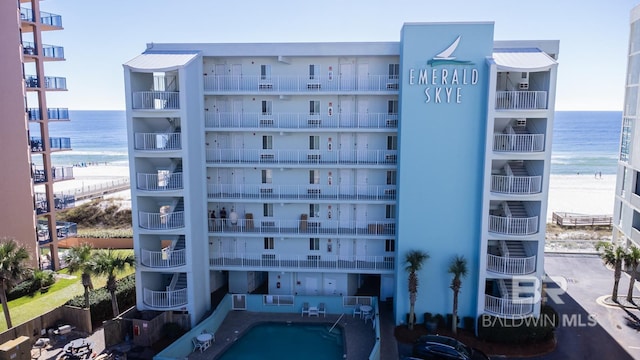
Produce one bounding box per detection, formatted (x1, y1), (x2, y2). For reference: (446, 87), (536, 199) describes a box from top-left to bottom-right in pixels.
(123, 22), (559, 327)
(614, 4), (640, 249)
(0, 0), (73, 270)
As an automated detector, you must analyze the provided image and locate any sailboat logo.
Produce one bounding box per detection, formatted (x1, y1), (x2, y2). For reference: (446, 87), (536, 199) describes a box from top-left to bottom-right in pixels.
(427, 36), (474, 66)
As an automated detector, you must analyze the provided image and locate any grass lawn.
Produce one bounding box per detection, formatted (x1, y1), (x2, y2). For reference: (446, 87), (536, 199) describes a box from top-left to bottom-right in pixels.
(0, 250), (135, 332)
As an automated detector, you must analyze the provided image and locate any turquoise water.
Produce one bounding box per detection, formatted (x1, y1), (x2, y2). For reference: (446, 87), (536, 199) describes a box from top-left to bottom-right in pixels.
(216, 322), (344, 360)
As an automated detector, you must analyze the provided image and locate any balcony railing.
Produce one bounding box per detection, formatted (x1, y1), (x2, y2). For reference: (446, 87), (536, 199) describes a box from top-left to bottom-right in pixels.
(141, 248), (187, 268)
(204, 75), (399, 93)
(206, 149), (398, 166)
(30, 136), (71, 151)
(205, 112), (398, 129)
(34, 193), (76, 214)
(20, 7), (34, 22)
(143, 288), (187, 308)
(208, 184), (396, 201)
(493, 133), (544, 152)
(488, 215), (538, 235)
(484, 294), (534, 317)
(210, 252), (395, 271)
(208, 218), (396, 236)
(495, 91), (547, 110)
(37, 220), (77, 244)
(40, 10), (63, 27)
(134, 132), (181, 151)
(33, 165), (74, 183)
(27, 108), (70, 121)
(490, 175), (542, 194)
(24, 75), (67, 90)
(138, 211), (185, 230)
(42, 44), (65, 59)
(137, 173), (183, 191)
(486, 254), (536, 275)
(132, 91), (179, 110)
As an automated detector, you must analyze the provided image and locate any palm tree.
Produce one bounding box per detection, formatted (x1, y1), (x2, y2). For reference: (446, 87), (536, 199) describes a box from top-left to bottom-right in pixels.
(624, 245), (640, 303)
(448, 255), (468, 335)
(64, 244), (95, 309)
(91, 249), (135, 317)
(404, 249), (429, 330)
(0, 238), (30, 328)
(596, 241), (627, 302)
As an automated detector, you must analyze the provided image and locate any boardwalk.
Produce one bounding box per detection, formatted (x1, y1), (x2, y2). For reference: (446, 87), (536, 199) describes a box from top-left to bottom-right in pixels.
(552, 212), (612, 227)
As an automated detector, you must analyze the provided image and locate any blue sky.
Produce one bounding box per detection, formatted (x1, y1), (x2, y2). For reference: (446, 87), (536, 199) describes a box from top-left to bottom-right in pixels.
(39, 0), (638, 111)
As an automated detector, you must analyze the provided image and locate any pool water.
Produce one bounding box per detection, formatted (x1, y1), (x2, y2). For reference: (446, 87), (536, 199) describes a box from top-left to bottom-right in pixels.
(216, 322), (344, 360)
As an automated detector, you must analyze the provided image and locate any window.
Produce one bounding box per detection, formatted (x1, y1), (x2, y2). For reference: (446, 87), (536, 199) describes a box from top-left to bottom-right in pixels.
(309, 170), (320, 184)
(309, 204), (319, 218)
(385, 239), (395, 252)
(262, 135), (273, 150)
(387, 170), (397, 185)
(387, 136), (397, 150)
(309, 135), (320, 150)
(388, 64), (400, 80)
(263, 203), (273, 217)
(309, 100), (320, 115)
(261, 100), (272, 115)
(260, 65), (271, 80)
(386, 205), (396, 219)
(309, 64), (319, 80)
(309, 238), (320, 251)
(388, 100), (398, 114)
(261, 169), (272, 184)
(264, 237), (274, 250)
(620, 117), (632, 162)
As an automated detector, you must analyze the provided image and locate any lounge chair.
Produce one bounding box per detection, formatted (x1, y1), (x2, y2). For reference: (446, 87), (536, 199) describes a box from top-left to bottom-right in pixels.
(192, 338), (205, 353)
(318, 303), (326, 317)
(364, 311), (375, 324)
(301, 302), (309, 317)
(353, 304), (362, 318)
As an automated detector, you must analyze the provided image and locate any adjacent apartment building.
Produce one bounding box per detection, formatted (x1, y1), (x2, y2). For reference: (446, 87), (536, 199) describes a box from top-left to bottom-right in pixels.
(0, 0), (73, 271)
(123, 22), (559, 326)
(614, 4), (640, 248)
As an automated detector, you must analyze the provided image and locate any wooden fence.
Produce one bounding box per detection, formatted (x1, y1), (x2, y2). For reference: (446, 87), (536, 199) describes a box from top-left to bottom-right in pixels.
(552, 212), (613, 227)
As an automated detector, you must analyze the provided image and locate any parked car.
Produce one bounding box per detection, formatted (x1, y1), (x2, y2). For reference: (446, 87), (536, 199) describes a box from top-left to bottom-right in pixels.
(412, 335), (490, 360)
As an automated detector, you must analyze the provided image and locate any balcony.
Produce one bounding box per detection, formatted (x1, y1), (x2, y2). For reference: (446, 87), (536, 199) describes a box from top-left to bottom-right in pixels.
(141, 248), (186, 268)
(32, 165), (74, 183)
(495, 91), (547, 110)
(206, 149), (397, 166)
(37, 221), (77, 245)
(143, 288), (187, 308)
(35, 193), (76, 214)
(134, 133), (181, 151)
(489, 202), (538, 235)
(22, 42), (65, 60)
(205, 112), (398, 130)
(491, 161), (541, 195)
(132, 91), (179, 110)
(21, 8), (63, 29)
(204, 75), (399, 93)
(493, 126), (544, 153)
(208, 184), (396, 201)
(30, 136), (71, 152)
(27, 108), (70, 121)
(138, 211), (185, 230)
(487, 253), (536, 275)
(210, 253), (394, 272)
(24, 75), (67, 90)
(208, 218), (396, 236)
(137, 173), (183, 191)
(484, 294), (534, 317)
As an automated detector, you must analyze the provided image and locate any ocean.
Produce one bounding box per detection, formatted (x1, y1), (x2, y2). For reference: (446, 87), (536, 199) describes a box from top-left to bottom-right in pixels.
(31, 110), (623, 175)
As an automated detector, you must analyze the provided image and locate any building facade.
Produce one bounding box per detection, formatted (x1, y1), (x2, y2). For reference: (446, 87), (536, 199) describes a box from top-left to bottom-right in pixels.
(123, 22), (558, 326)
(0, 0), (72, 270)
(614, 5), (640, 248)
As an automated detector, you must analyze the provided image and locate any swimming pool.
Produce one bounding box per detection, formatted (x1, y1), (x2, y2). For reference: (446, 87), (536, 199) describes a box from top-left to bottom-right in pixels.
(215, 322), (344, 360)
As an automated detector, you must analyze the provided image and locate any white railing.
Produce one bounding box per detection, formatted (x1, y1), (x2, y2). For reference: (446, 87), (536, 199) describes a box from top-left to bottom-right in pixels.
(495, 91), (547, 110)
(490, 175), (542, 194)
(210, 253), (395, 271)
(134, 132), (181, 151)
(484, 294), (534, 317)
(139, 211), (185, 230)
(132, 91), (179, 110)
(137, 173), (183, 191)
(204, 75), (398, 92)
(486, 254), (536, 275)
(343, 296), (374, 306)
(263, 295), (294, 306)
(207, 183), (396, 201)
(493, 133), (544, 152)
(205, 112), (398, 129)
(488, 215), (538, 235)
(143, 287), (188, 308)
(208, 218), (396, 236)
(205, 149), (397, 165)
(141, 248), (187, 268)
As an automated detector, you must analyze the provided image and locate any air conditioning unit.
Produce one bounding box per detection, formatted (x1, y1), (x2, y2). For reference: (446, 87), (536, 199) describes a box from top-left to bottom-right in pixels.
(516, 118), (527, 127)
(260, 188), (274, 194)
(519, 72), (529, 89)
(259, 118), (274, 126)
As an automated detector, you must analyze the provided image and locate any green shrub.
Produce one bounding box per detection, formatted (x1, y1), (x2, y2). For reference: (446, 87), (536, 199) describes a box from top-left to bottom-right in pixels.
(66, 274), (136, 323)
(58, 200), (132, 228)
(76, 229), (133, 239)
(7, 270), (56, 300)
(477, 305), (558, 343)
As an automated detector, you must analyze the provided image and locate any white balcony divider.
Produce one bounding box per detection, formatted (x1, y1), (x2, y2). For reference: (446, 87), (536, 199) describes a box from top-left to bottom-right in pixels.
(143, 287), (188, 308)
(134, 132), (181, 151)
(488, 215), (538, 235)
(490, 175), (542, 194)
(137, 173), (183, 191)
(207, 183), (396, 200)
(204, 75), (398, 92)
(205, 148), (397, 165)
(484, 294), (534, 316)
(52, 166), (74, 181)
(210, 252), (395, 271)
(132, 91), (179, 110)
(495, 91), (547, 110)
(207, 218), (395, 235)
(141, 248), (187, 268)
(204, 112), (398, 129)
(493, 133), (544, 152)
(139, 211), (185, 230)
(486, 254), (536, 275)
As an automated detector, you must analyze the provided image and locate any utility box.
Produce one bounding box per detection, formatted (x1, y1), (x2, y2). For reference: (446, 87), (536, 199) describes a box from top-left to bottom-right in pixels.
(0, 336), (30, 360)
